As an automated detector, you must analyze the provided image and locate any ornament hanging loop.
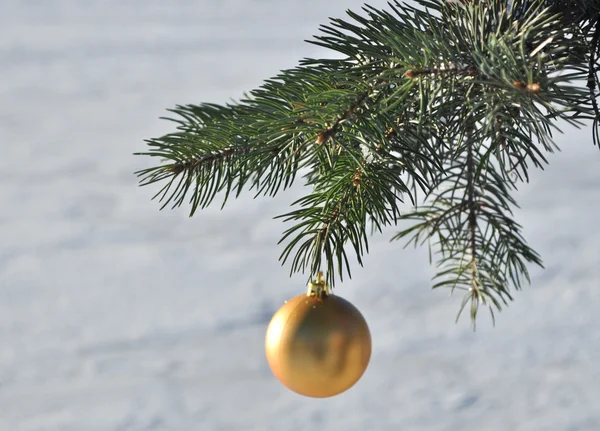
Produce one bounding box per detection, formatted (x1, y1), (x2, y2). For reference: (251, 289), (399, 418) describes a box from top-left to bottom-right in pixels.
(306, 271), (330, 299)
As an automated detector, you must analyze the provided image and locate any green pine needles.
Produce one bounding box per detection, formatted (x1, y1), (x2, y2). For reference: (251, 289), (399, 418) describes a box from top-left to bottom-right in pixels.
(135, 0), (600, 326)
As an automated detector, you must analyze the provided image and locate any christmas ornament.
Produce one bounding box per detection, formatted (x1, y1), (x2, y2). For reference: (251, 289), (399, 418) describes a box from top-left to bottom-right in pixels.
(265, 273), (371, 398)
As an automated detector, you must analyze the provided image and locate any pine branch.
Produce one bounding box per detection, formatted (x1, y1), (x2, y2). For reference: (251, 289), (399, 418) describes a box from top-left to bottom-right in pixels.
(135, 0), (599, 324)
(275, 148), (410, 288)
(393, 127), (544, 327)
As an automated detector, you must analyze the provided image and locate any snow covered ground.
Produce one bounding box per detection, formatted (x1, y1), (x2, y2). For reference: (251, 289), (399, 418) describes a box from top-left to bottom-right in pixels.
(1, 1), (599, 430)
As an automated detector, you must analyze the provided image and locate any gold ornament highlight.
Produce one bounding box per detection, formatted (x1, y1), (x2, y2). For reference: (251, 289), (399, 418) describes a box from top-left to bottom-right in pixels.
(265, 273), (372, 398)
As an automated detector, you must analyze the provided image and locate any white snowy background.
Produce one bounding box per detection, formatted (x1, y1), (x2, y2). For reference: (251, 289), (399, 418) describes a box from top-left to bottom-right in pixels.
(1, 1), (599, 430)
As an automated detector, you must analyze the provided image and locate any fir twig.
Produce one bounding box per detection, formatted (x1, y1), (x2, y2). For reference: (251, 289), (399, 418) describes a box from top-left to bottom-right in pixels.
(136, 0), (597, 325)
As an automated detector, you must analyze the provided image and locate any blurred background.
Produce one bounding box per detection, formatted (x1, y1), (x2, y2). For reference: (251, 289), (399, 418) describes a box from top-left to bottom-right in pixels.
(1, 1), (599, 430)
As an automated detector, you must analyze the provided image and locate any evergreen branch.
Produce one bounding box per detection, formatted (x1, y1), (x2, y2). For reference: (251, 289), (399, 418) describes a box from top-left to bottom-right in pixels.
(393, 119), (544, 326)
(276, 147), (409, 288)
(135, 0), (599, 324)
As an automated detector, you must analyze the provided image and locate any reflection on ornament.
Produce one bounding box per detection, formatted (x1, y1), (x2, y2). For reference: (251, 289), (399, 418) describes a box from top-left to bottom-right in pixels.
(265, 273), (371, 398)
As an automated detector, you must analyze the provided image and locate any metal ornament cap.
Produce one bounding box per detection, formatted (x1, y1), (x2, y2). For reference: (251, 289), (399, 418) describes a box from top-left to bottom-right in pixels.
(265, 290), (372, 398)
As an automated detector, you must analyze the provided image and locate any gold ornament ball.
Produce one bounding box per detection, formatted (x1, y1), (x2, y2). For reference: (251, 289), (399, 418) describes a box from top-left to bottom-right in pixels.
(265, 277), (371, 398)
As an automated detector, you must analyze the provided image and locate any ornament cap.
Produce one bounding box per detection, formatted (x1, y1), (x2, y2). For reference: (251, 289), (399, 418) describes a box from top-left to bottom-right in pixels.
(306, 271), (329, 299)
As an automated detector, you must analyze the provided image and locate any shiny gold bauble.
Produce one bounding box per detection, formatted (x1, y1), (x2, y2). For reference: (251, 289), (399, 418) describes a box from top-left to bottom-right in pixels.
(265, 275), (371, 398)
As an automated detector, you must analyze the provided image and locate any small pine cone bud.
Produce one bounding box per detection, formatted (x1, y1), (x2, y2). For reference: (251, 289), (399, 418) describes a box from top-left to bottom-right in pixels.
(316, 128), (336, 144)
(169, 164), (185, 174)
(526, 83), (541, 93)
(352, 169), (362, 187)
